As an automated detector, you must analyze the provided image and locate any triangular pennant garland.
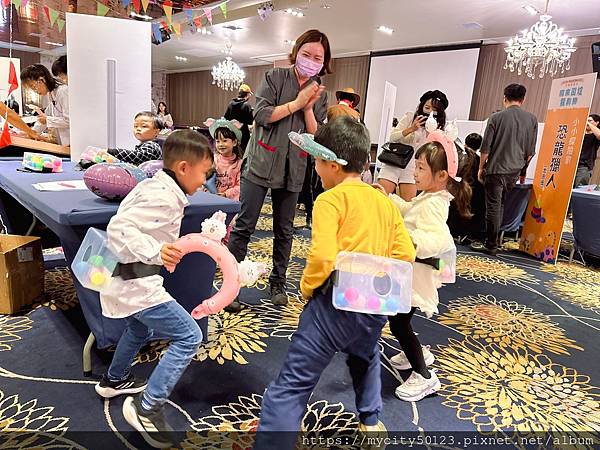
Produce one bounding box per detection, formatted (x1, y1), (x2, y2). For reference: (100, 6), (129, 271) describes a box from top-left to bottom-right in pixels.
(141, 0), (149, 13)
(43, 5), (51, 22)
(11, 0), (22, 10)
(97, 1), (109, 16)
(132, 0), (140, 13)
(203, 7), (212, 24)
(49, 7), (60, 26)
(21, 0), (28, 8)
(0, 123), (12, 149)
(121, 0), (130, 8)
(57, 18), (65, 33)
(219, 2), (227, 18)
(163, 4), (173, 24)
(193, 16), (202, 28)
(184, 8), (193, 23)
(172, 22), (181, 37)
(152, 22), (162, 43)
(7, 61), (18, 96)
(2, 0), (10, 8)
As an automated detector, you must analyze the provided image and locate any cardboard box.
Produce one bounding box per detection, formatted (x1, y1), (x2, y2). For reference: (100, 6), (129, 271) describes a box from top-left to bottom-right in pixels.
(0, 235), (44, 314)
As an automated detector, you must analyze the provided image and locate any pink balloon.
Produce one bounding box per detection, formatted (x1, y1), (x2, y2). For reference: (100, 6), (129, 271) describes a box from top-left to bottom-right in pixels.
(165, 233), (241, 320)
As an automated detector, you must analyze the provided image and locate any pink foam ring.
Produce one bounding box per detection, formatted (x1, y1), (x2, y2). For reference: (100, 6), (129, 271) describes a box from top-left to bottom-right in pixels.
(366, 295), (381, 311)
(344, 287), (359, 304)
(164, 232), (241, 319)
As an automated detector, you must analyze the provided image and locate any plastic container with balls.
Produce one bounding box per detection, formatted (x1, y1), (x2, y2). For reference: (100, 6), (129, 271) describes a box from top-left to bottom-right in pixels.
(22, 152), (63, 173)
(437, 246), (456, 284)
(71, 228), (119, 292)
(332, 252), (413, 316)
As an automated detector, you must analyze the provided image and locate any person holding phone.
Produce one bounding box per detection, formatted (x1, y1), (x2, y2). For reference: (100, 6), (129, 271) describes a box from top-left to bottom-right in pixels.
(226, 29), (331, 312)
(377, 90), (448, 200)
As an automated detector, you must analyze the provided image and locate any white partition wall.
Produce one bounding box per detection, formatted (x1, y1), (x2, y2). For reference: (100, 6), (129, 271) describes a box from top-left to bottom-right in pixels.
(67, 13), (151, 161)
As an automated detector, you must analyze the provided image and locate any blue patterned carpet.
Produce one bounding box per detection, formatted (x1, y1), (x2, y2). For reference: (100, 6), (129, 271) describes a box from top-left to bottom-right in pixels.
(0, 202), (599, 449)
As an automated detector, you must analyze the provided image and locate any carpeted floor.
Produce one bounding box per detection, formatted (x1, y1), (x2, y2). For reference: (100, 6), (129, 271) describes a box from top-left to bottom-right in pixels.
(1, 202), (599, 450)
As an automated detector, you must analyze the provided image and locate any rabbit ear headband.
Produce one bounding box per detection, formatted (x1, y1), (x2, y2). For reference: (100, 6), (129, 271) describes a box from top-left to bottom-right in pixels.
(424, 119), (461, 182)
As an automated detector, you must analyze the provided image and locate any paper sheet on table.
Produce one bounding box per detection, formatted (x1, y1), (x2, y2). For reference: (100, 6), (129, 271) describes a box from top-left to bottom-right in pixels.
(32, 180), (88, 191)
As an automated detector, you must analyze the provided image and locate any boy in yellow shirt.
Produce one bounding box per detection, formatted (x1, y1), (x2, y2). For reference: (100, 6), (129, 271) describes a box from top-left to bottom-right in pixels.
(254, 116), (416, 449)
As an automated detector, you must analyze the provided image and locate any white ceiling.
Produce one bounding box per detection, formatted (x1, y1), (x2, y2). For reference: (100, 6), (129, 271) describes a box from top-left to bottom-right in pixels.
(152, 0), (600, 72)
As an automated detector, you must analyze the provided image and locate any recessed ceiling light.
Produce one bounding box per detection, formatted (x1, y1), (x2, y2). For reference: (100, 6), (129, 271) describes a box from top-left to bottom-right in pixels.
(522, 4), (539, 15)
(175, 56), (188, 62)
(45, 41), (63, 46)
(285, 8), (304, 17)
(130, 11), (152, 20)
(284, 39), (296, 45)
(377, 25), (394, 35)
(13, 40), (27, 44)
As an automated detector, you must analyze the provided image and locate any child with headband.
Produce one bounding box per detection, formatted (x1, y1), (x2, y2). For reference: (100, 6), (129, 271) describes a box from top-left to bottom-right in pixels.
(387, 129), (473, 402)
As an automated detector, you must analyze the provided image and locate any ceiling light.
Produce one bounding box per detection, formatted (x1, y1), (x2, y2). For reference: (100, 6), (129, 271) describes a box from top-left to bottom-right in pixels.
(505, 1), (576, 79)
(45, 41), (63, 46)
(212, 43), (245, 91)
(200, 28), (213, 35)
(377, 25), (394, 35)
(522, 4), (539, 15)
(284, 39), (296, 45)
(175, 56), (188, 62)
(285, 8), (304, 17)
(130, 11), (152, 20)
(13, 40), (27, 44)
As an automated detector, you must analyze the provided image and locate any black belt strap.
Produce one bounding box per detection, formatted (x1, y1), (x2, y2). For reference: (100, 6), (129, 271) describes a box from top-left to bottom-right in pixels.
(415, 257), (441, 270)
(112, 262), (162, 280)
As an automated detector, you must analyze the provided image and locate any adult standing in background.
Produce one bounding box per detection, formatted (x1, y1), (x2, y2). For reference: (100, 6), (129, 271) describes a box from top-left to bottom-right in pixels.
(21, 64), (70, 146)
(51, 55), (68, 84)
(227, 29), (330, 311)
(574, 114), (600, 187)
(157, 101), (174, 129)
(471, 83), (537, 256)
(377, 90), (448, 200)
(225, 83), (254, 151)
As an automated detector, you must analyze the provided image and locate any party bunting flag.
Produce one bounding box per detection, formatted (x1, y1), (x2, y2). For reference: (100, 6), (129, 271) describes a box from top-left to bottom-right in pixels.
(57, 18), (65, 33)
(141, 0), (149, 12)
(172, 22), (181, 37)
(49, 7), (59, 26)
(132, 0), (140, 13)
(7, 61), (18, 96)
(1, 0), (10, 8)
(203, 7), (212, 24)
(0, 123), (12, 149)
(152, 22), (162, 43)
(163, 4), (173, 24)
(22, 0), (28, 8)
(121, 0), (130, 8)
(184, 8), (193, 23)
(43, 5), (51, 22)
(219, 2), (227, 18)
(193, 16), (202, 28)
(97, 1), (109, 16)
(11, 0), (22, 10)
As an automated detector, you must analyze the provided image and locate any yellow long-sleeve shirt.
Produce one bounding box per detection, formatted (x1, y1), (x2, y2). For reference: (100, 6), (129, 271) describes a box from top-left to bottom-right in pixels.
(300, 178), (416, 299)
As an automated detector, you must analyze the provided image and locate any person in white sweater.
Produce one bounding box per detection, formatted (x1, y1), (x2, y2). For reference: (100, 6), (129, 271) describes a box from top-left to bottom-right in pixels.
(378, 90), (449, 201)
(387, 129), (473, 402)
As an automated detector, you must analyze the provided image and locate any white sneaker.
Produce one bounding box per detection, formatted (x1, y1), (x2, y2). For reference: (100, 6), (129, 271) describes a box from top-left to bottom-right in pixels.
(395, 370), (440, 402)
(389, 345), (435, 370)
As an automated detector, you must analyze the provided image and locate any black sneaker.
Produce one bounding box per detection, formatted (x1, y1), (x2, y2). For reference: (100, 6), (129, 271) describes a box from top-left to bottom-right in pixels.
(270, 283), (288, 306)
(224, 296), (244, 313)
(122, 395), (175, 449)
(95, 373), (147, 399)
(470, 241), (498, 256)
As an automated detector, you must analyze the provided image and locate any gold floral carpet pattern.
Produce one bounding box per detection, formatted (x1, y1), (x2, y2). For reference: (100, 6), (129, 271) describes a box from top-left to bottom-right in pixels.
(0, 202), (599, 449)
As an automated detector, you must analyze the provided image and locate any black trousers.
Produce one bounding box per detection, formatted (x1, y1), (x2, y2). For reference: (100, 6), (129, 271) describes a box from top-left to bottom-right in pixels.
(388, 307), (428, 377)
(228, 177), (299, 285)
(483, 173), (519, 249)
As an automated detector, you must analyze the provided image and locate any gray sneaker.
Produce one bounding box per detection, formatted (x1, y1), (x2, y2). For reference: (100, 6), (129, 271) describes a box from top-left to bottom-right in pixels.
(225, 296), (243, 313)
(122, 395), (175, 449)
(270, 283), (288, 306)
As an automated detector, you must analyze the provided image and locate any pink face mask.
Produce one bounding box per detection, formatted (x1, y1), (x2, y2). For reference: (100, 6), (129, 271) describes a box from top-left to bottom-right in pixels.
(295, 54), (323, 78)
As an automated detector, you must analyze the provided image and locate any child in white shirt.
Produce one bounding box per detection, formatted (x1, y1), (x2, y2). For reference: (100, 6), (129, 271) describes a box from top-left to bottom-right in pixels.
(387, 130), (473, 402)
(94, 130), (213, 449)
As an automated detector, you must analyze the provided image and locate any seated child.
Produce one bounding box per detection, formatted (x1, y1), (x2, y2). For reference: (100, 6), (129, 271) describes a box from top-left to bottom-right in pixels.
(108, 111), (164, 165)
(205, 118), (243, 200)
(387, 130), (472, 402)
(253, 116), (416, 450)
(94, 130), (214, 449)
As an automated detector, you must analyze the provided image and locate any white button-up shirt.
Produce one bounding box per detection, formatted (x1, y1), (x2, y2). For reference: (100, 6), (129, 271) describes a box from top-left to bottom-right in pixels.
(100, 170), (189, 318)
(33, 84), (70, 146)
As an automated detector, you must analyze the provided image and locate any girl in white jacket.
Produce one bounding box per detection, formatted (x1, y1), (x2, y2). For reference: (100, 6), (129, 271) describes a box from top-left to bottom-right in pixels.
(388, 129), (473, 402)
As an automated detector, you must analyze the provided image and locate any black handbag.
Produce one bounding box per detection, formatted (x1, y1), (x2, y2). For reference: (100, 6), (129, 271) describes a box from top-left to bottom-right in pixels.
(377, 142), (414, 169)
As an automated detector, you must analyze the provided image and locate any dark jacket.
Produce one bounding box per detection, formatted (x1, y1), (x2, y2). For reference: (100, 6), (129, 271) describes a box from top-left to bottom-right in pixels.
(224, 97), (253, 150)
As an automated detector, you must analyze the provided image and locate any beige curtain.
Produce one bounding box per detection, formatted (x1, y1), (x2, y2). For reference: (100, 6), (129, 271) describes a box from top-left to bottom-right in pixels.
(167, 56), (370, 127)
(470, 35), (600, 121)
(167, 64), (271, 127)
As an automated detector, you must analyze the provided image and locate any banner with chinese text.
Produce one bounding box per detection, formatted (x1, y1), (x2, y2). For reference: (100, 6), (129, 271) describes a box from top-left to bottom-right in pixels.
(520, 73), (597, 263)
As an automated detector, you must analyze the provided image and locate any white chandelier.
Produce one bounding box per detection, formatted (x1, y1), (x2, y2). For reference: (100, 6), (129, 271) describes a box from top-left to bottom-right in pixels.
(504, 1), (576, 79)
(212, 44), (245, 91)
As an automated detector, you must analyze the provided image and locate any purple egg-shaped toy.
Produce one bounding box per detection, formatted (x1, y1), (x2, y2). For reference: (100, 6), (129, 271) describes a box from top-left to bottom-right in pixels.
(139, 160), (163, 178)
(84, 163), (142, 201)
(114, 163), (147, 183)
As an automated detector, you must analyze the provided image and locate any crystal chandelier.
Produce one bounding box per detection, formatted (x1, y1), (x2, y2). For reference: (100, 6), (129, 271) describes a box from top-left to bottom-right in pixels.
(504, 1), (576, 79)
(212, 44), (245, 91)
